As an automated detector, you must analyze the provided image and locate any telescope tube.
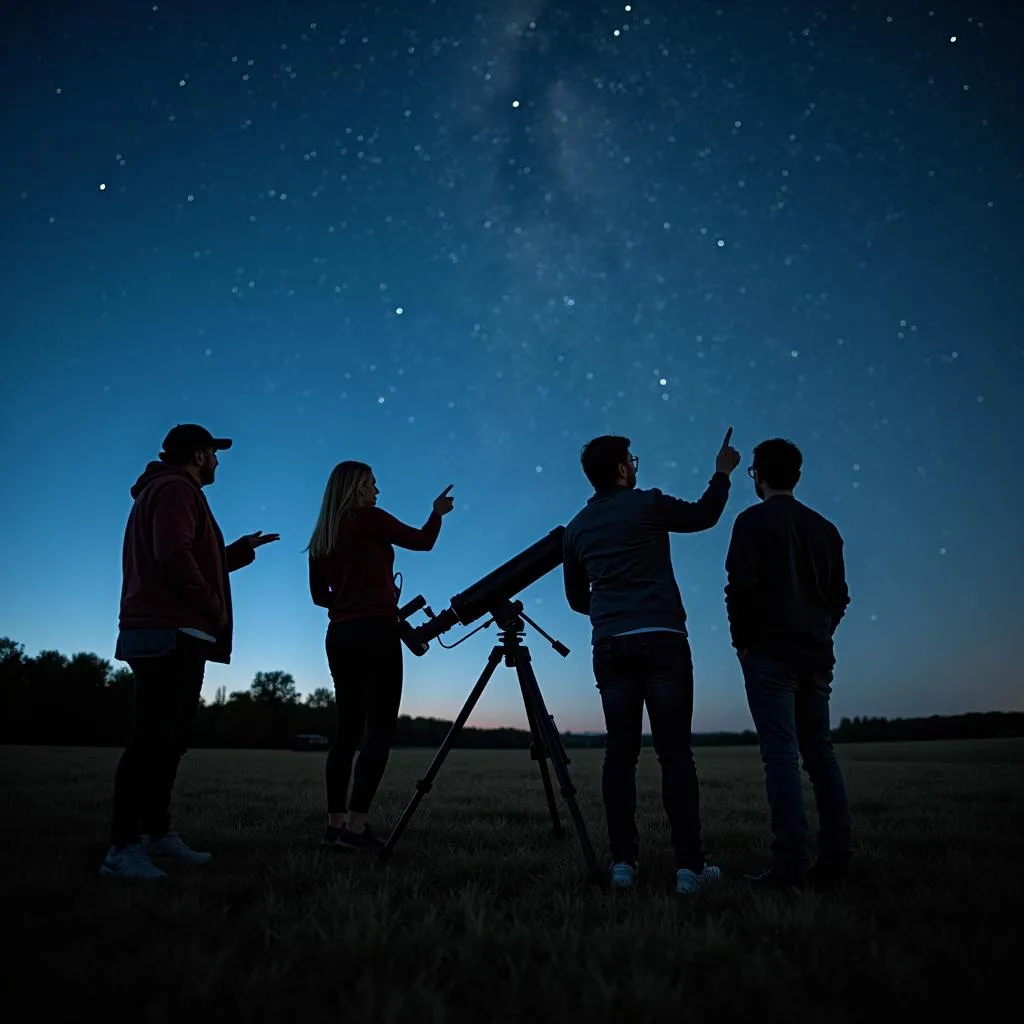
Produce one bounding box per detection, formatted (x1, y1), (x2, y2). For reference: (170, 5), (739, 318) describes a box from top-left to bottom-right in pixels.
(410, 526), (566, 648)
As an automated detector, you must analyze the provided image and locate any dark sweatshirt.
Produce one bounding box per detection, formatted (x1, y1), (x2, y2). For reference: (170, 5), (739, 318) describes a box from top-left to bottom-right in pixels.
(724, 494), (850, 671)
(308, 505), (442, 623)
(116, 462), (256, 665)
(562, 474), (732, 644)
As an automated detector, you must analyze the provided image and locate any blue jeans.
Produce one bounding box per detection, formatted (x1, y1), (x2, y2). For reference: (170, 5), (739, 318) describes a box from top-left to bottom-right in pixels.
(593, 632), (705, 872)
(742, 654), (853, 878)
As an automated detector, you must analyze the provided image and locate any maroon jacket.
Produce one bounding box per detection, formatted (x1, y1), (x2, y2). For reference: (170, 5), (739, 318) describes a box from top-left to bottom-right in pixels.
(118, 462), (255, 663)
(309, 505), (442, 623)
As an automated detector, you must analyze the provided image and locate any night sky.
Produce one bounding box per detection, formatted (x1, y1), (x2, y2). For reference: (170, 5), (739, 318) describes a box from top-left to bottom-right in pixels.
(2, 0), (1021, 733)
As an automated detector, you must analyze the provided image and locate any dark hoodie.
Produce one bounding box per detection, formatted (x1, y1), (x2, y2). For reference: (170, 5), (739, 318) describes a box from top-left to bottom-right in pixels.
(115, 462), (255, 665)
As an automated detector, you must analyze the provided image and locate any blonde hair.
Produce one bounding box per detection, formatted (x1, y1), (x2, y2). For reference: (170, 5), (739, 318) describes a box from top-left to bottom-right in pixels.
(306, 460), (372, 559)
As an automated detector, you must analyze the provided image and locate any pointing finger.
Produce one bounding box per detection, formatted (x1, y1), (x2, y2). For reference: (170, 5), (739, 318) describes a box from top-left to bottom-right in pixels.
(722, 427), (733, 448)
(440, 484), (453, 496)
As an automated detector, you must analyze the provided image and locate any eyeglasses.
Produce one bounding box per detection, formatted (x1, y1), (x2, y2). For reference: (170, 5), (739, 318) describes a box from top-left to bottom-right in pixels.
(630, 456), (639, 469)
(747, 466), (756, 479)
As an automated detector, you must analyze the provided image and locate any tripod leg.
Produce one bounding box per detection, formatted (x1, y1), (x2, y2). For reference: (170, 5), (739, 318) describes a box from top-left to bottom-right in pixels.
(514, 647), (604, 887)
(378, 645), (505, 866)
(518, 673), (563, 836)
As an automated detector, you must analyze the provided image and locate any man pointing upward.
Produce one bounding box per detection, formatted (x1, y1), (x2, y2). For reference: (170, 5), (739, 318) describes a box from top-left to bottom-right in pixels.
(562, 427), (740, 893)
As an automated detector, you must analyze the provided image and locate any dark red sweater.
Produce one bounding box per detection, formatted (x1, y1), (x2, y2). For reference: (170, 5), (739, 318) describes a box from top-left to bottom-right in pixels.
(118, 462), (255, 664)
(309, 505), (442, 623)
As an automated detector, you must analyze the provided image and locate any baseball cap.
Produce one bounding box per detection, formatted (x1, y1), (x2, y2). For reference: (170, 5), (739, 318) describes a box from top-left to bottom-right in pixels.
(161, 424), (233, 455)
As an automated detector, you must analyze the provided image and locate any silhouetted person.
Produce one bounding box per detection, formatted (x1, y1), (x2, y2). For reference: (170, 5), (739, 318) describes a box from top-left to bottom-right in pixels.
(563, 430), (741, 893)
(307, 462), (455, 850)
(101, 425), (279, 880)
(724, 438), (853, 889)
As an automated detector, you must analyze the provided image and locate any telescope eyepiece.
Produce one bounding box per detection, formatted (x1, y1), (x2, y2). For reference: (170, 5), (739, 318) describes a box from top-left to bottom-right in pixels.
(399, 595), (426, 621)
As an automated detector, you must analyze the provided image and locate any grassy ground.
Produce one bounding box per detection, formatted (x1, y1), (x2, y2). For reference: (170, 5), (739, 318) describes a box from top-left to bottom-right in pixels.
(3, 738), (1022, 1022)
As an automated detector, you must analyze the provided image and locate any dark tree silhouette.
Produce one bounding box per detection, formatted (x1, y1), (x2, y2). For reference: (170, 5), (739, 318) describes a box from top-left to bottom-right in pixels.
(0, 635), (1020, 750)
(250, 671), (298, 704)
(306, 687), (335, 709)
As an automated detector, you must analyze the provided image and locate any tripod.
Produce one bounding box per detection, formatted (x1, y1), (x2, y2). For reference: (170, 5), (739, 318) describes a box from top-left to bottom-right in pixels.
(377, 598), (604, 887)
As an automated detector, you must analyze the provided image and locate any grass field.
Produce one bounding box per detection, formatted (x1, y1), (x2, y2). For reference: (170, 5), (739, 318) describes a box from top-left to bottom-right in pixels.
(3, 739), (1022, 1022)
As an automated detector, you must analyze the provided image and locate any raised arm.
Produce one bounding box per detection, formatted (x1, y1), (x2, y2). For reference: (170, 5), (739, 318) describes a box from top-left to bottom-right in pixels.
(653, 426), (740, 532)
(651, 473), (731, 533)
(362, 506), (443, 551)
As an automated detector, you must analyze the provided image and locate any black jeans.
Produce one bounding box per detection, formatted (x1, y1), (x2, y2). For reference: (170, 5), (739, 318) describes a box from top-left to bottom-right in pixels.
(324, 616), (403, 815)
(742, 653), (854, 878)
(592, 631), (704, 872)
(110, 633), (207, 848)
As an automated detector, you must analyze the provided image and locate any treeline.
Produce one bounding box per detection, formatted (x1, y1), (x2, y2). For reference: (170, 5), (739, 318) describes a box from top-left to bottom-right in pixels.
(0, 637), (1020, 749)
(830, 712), (1022, 743)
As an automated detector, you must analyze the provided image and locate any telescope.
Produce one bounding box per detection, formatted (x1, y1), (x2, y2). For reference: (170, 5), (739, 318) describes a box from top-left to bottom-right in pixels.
(398, 526), (567, 656)
(382, 523), (603, 888)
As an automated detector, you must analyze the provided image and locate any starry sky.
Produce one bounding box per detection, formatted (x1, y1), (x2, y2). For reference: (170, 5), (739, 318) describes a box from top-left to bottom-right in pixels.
(1, 0), (1021, 733)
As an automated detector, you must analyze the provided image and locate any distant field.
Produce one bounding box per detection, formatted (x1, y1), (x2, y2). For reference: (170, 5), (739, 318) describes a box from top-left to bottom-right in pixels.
(3, 739), (1022, 1022)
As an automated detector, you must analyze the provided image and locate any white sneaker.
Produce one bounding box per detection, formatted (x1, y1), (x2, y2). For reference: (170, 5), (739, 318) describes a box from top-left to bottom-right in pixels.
(676, 864), (722, 894)
(99, 843), (167, 879)
(610, 861), (638, 890)
(142, 832), (213, 865)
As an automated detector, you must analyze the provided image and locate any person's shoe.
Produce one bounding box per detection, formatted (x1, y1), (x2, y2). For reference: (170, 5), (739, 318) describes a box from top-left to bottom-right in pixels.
(744, 866), (804, 890)
(336, 824), (385, 851)
(676, 864), (721, 894)
(142, 832), (213, 865)
(99, 843), (167, 880)
(609, 861), (638, 890)
(320, 824), (348, 847)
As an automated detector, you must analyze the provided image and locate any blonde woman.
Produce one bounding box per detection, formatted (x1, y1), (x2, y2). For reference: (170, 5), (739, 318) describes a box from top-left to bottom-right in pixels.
(307, 461), (455, 849)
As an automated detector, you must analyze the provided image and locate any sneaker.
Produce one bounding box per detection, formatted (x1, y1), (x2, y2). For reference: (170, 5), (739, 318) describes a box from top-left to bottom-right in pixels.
(142, 832), (213, 865)
(99, 843), (167, 880)
(320, 824), (347, 847)
(676, 864), (722, 894)
(336, 824), (385, 851)
(609, 861), (637, 890)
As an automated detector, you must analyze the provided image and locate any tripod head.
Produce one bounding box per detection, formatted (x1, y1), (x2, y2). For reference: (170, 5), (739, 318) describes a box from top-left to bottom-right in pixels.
(490, 598), (570, 658)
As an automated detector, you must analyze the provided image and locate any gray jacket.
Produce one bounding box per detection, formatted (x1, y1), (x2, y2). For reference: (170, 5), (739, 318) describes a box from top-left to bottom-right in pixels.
(562, 474), (731, 644)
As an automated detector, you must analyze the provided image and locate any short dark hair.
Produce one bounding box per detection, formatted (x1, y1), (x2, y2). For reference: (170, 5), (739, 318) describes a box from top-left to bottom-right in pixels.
(580, 435), (630, 490)
(752, 438), (802, 490)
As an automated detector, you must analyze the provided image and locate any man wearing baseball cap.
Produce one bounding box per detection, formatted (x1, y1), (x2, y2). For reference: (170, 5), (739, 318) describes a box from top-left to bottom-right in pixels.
(100, 424), (279, 880)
